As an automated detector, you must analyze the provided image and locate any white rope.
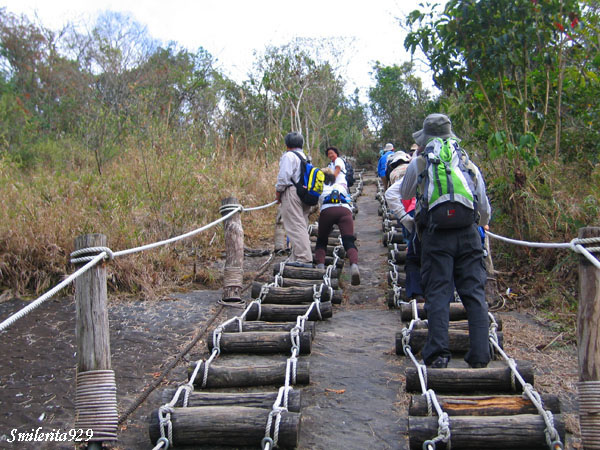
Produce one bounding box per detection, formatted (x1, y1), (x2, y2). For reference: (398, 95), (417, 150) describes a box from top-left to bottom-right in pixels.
(0, 252), (107, 333)
(487, 231), (600, 269)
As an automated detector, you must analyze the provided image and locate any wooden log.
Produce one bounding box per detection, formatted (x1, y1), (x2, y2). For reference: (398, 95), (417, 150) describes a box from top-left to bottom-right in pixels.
(221, 197), (244, 301)
(311, 244), (346, 257)
(208, 330), (312, 355)
(388, 267), (407, 286)
(577, 226), (600, 382)
(397, 329), (503, 355)
(383, 230), (405, 246)
(408, 414), (565, 450)
(74, 234), (116, 448)
(187, 359), (310, 388)
(313, 255), (344, 268)
(410, 318), (503, 331)
(251, 282), (342, 304)
(387, 287), (406, 307)
(278, 277), (340, 290)
(148, 406), (300, 449)
(245, 301), (333, 321)
(161, 389), (302, 412)
(405, 361), (534, 393)
(389, 249), (407, 264)
(273, 264), (339, 279)
(400, 302), (467, 321)
(388, 243), (408, 252)
(409, 393), (561, 416)
(221, 320), (316, 338)
(310, 236), (343, 246)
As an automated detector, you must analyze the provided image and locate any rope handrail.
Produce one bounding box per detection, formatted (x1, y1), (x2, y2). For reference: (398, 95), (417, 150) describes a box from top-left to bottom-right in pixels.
(0, 199), (278, 334)
(487, 231), (600, 270)
(0, 252), (107, 333)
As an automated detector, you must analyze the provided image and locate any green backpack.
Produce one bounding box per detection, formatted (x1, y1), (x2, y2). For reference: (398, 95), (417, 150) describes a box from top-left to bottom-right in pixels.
(416, 138), (479, 229)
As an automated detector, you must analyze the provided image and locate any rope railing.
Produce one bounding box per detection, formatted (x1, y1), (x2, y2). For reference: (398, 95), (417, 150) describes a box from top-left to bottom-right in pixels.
(487, 231), (600, 269)
(0, 200), (278, 335)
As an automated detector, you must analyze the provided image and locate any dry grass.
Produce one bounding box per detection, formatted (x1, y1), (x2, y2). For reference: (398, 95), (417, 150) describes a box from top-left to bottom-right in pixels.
(0, 142), (281, 300)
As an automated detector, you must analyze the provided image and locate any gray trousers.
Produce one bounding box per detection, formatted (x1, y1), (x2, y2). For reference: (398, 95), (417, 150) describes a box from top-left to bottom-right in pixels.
(420, 224), (491, 366)
(280, 187), (312, 264)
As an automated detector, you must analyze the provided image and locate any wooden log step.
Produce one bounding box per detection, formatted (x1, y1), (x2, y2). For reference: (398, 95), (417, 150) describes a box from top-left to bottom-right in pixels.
(405, 361), (534, 394)
(383, 230), (405, 246)
(273, 264), (340, 280)
(251, 282), (342, 304)
(396, 329), (503, 355)
(149, 406), (300, 449)
(161, 389), (302, 412)
(409, 393), (560, 416)
(410, 318), (503, 331)
(310, 244), (346, 257)
(221, 320), (316, 338)
(312, 254), (344, 268)
(245, 301), (333, 322)
(408, 414), (565, 449)
(309, 226), (343, 238)
(388, 243), (408, 252)
(388, 267), (407, 286)
(389, 249), (407, 264)
(187, 358), (310, 388)
(207, 331), (312, 355)
(277, 277), (340, 290)
(400, 302), (466, 321)
(310, 236), (343, 246)
(387, 288), (407, 307)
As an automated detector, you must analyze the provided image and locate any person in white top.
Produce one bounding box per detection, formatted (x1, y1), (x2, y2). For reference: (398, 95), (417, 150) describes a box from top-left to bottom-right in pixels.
(325, 146), (347, 188)
(314, 168), (360, 285)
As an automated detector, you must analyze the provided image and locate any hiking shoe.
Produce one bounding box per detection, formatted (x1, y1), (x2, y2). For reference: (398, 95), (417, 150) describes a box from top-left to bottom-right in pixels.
(468, 362), (488, 369)
(350, 264), (360, 285)
(427, 356), (449, 368)
(316, 263), (325, 270)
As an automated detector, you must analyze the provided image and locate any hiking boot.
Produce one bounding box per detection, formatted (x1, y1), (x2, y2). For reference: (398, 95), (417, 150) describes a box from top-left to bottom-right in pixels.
(350, 264), (360, 285)
(427, 356), (449, 368)
(316, 263), (325, 270)
(468, 362), (488, 369)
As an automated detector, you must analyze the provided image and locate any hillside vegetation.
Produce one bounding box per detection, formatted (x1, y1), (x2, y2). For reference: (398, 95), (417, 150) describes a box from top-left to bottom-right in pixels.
(0, 4), (598, 334)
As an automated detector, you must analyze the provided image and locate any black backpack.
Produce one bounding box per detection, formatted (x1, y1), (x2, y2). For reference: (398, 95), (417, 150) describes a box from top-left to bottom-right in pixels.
(342, 157), (355, 187)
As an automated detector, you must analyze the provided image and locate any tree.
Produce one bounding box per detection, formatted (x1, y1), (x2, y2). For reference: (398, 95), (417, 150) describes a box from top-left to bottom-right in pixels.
(368, 61), (431, 149)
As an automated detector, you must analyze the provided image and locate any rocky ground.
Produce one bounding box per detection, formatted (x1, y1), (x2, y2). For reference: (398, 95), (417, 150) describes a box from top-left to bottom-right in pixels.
(0, 172), (581, 449)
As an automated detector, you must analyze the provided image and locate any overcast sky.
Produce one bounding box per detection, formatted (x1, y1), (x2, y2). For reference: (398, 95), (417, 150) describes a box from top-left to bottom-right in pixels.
(2, 0), (437, 99)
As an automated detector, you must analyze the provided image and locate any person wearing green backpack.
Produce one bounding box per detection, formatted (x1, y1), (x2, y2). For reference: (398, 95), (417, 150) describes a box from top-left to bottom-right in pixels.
(400, 113), (492, 369)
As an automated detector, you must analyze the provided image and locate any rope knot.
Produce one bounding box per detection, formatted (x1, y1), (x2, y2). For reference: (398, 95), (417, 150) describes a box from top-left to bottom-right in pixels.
(219, 203), (243, 216)
(70, 246), (114, 264)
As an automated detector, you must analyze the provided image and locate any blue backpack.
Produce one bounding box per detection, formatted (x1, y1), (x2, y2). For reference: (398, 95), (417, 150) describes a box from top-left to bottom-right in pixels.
(291, 151), (325, 206)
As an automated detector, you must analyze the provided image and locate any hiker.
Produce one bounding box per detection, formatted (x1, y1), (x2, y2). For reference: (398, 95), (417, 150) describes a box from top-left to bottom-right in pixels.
(385, 149), (412, 186)
(326, 146), (347, 188)
(400, 113), (492, 369)
(275, 132), (313, 268)
(384, 149), (422, 300)
(315, 168), (360, 285)
(377, 143), (395, 190)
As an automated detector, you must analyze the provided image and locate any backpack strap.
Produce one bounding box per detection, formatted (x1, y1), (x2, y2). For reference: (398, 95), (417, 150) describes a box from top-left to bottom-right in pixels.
(289, 150), (306, 185)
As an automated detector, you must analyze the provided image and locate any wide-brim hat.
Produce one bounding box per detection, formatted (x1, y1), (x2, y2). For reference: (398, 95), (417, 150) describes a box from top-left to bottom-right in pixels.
(412, 113), (459, 147)
(384, 143), (394, 151)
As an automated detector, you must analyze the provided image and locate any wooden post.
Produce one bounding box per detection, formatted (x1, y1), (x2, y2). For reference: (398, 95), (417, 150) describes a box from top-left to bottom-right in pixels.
(577, 226), (600, 449)
(221, 197), (244, 302)
(73, 233), (113, 449)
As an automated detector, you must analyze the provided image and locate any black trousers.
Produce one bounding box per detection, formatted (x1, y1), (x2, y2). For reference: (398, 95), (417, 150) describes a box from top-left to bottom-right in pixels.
(420, 224), (490, 366)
